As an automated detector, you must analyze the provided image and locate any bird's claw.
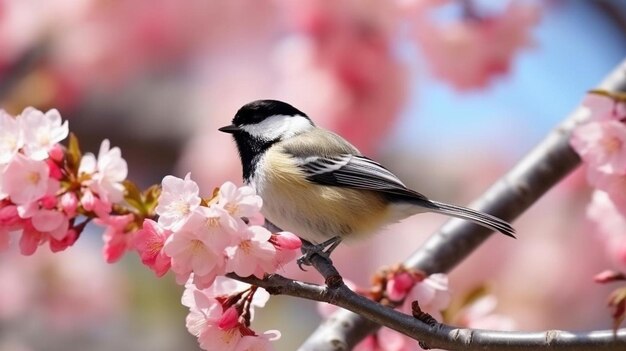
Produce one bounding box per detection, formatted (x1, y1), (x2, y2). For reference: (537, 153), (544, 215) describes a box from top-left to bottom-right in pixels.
(297, 236), (342, 271)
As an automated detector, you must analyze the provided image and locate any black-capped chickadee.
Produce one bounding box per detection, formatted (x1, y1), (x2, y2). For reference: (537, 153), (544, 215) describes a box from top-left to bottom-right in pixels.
(219, 100), (515, 262)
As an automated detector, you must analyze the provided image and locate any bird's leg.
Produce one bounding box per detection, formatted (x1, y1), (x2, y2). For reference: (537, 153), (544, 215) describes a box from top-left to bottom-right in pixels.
(297, 236), (343, 270)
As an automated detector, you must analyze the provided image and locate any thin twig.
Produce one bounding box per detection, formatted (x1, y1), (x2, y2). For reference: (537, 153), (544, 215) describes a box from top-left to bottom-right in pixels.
(298, 58), (626, 351)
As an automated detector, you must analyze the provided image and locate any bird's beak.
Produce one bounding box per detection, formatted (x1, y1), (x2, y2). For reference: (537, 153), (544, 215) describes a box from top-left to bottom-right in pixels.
(218, 124), (241, 134)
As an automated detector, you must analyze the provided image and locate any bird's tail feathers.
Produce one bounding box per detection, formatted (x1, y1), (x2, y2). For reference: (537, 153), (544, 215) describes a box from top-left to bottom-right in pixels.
(429, 200), (516, 238)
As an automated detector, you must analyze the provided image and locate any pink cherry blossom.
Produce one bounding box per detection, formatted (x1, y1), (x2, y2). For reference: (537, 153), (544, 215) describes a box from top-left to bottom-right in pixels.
(155, 173), (201, 230)
(0, 202), (21, 228)
(588, 172), (626, 217)
(225, 225), (277, 278)
(31, 208), (69, 241)
(60, 192), (78, 217)
(80, 188), (113, 218)
(184, 276), (270, 319)
(174, 206), (238, 254)
(414, 2), (539, 90)
(0, 110), (23, 164)
(269, 231), (301, 250)
(571, 120), (626, 174)
(182, 277), (277, 350)
(580, 94), (626, 122)
(587, 190), (626, 268)
(218, 306), (240, 330)
(0, 164), (6, 200)
(19, 220), (47, 256)
(217, 181), (263, 219)
(375, 326), (421, 351)
(46, 158), (63, 180)
(269, 231), (302, 268)
(349, 273), (450, 351)
(594, 270), (626, 284)
(79, 139), (128, 203)
(164, 208), (238, 286)
(133, 219), (172, 277)
(353, 319), (422, 350)
(95, 213), (135, 263)
(49, 228), (79, 253)
(456, 295), (516, 331)
(48, 144), (65, 162)
(1, 154), (50, 205)
(386, 271), (416, 302)
(39, 194), (58, 210)
(197, 323), (243, 351)
(401, 273), (451, 320)
(235, 332), (279, 351)
(19, 108), (69, 161)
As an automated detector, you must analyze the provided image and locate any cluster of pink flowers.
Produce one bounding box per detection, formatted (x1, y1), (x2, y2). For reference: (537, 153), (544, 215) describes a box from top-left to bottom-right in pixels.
(412, 1), (540, 90)
(131, 175), (301, 350)
(570, 93), (626, 268)
(182, 276), (279, 351)
(0, 107), (126, 255)
(1, 107), (302, 350)
(134, 175), (302, 288)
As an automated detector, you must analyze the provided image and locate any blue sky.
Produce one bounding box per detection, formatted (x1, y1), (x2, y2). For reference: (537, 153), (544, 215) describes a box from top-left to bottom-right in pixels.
(391, 1), (626, 157)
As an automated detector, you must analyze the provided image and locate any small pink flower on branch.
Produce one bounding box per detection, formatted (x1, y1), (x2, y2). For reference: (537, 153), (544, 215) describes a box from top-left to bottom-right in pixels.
(0, 110), (23, 164)
(78, 139), (128, 204)
(133, 219), (172, 277)
(226, 225), (277, 279)
(594, 270), (626, 284)
(155, 173), (200, 230)
(96, 213), (135, 263)
(2, 153), (50, 206)
(571, 93), (626, 271)
(571, 120), (626, 176)
(20, 108), (68, 161)
(413, 2), (540, 90)
(182, 277), (276, 351)
(217, 181), (262, 219)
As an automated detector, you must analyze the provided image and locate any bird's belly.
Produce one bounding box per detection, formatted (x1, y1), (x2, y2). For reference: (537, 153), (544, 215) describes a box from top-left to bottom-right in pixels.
(252, 174), (391, 244)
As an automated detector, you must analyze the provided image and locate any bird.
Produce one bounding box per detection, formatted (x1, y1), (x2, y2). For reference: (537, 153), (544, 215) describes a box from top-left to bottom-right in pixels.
(219, 99), (515, 265)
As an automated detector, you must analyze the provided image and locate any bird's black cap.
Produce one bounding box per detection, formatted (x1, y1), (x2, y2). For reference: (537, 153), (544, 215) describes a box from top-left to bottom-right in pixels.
(231, 100), (309, 126)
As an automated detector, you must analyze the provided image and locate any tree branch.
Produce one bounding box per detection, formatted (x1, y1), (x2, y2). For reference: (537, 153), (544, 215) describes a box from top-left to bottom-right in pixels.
(232, 270), (626, 351)
(298, 58), (626, 351)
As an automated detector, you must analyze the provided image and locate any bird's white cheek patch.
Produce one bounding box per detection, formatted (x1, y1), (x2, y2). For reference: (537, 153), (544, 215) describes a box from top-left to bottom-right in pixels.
(240, 115), (313, 140)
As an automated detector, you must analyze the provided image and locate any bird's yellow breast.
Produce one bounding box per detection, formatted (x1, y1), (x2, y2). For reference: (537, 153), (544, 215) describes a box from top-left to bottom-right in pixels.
(253, 147), (391, 244)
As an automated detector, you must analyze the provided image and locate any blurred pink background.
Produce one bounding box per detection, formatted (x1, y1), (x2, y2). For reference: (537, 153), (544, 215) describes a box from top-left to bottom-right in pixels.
(1, 1), (626, 350)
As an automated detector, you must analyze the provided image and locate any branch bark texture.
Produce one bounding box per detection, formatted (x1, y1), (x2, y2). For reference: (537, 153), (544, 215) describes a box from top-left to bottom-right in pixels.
(298, 58), (626, 351)
(235, 267), (626, 351)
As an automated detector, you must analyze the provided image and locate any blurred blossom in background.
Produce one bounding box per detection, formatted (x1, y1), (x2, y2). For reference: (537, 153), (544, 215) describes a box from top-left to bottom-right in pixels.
(1, 0), (626, 350)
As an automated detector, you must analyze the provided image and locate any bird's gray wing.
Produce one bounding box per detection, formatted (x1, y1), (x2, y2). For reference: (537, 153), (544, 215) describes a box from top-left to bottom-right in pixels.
(283, 138), (516, 237)
(295, 153), (434, 204)
(295, 154), (516, 237)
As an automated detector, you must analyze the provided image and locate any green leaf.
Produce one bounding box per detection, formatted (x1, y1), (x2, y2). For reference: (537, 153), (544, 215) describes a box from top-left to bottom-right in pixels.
(66, 133), (82, 174)
(588, 89), (626, 102)
(143, 184), (162, 217)
(124, 180), (145, 214)
(608, 287), (626, 334)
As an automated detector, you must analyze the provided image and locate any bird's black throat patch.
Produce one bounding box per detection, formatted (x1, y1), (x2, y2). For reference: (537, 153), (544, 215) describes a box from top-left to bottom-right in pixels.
(233, 133), (278, 182)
